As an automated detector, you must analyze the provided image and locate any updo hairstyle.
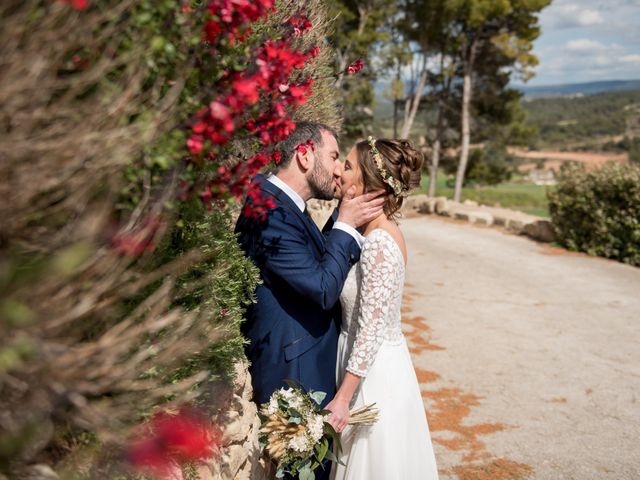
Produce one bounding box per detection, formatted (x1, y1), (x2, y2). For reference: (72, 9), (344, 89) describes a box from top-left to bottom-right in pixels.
(355, 138), (423, 219)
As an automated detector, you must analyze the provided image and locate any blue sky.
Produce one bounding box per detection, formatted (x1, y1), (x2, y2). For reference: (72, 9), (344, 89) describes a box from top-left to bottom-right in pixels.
(526, 0), (640, 85)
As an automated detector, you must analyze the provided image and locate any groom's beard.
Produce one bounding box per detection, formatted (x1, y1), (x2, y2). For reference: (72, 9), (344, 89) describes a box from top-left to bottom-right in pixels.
(308, 159), (335, 201)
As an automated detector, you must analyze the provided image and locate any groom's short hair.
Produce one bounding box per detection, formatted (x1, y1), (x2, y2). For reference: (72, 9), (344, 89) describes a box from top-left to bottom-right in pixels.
(277, 122), (339, 170)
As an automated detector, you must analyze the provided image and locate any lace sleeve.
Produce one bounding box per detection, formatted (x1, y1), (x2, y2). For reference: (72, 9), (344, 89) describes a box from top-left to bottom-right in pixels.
(346, 234), (394, 377)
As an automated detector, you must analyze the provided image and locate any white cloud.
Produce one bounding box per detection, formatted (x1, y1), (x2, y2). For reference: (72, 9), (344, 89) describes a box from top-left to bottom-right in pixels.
(543, 3), (604, 29)
(532, 39), (640, 84)
(565, 39), (606, 52)
(526, 0), (640, 84)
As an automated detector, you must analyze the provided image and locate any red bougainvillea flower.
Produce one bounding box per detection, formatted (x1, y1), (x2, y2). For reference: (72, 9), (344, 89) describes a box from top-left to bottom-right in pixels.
(307, 46), (320, 59)
(242, 181), (277, 221)
(111, 217), (160, 257)
(205, 0), (276, 45)
(55, 0), (89, 9)
(232, 75), (260, 105)
(187, 134), (204, 154)
(287, 13), (312, 36)
(346, 58), (364, 75)
(127, 408), (220, 478)
(295, 140), (315, 156)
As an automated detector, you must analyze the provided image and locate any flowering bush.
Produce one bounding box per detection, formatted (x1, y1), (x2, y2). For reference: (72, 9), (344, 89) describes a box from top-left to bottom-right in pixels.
(0, 0), (340, 476)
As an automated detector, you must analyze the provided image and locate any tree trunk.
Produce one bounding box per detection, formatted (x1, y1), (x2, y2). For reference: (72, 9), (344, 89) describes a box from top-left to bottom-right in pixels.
(400, 55), (427, 139)
(428, 98), (444, 197)
(454, 37), (477, 202)
(428, 52), (450, 198)
(393, 64), (401, 138)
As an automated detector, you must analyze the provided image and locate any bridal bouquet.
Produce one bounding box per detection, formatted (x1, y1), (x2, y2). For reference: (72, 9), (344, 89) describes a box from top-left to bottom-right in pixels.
(259, 384), (379, 479)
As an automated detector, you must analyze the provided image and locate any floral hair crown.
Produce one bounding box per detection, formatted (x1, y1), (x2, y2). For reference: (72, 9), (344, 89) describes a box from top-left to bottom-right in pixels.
(367, 136), (406, 196)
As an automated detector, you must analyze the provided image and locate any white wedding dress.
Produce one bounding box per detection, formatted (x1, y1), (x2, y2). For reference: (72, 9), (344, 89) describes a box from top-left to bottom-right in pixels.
(332, 229), (439, 480)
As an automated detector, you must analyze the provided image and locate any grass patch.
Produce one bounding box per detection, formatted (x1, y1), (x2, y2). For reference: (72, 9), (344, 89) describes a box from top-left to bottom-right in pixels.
(417, 172), (551, 218)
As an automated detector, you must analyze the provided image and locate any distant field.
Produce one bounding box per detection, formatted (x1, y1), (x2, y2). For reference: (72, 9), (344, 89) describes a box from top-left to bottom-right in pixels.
(417, 172), (551, 218)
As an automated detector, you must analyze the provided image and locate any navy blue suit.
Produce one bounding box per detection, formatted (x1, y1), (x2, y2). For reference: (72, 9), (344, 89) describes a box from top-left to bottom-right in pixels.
(235, 175), (361, 409)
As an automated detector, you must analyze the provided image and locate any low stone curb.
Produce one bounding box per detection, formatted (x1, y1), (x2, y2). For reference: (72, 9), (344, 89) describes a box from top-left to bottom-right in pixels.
(402, 194), (556, 243)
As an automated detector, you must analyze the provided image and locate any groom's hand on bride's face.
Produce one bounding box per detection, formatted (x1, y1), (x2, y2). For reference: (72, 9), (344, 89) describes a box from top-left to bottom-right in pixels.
(336, 188), (385, 229)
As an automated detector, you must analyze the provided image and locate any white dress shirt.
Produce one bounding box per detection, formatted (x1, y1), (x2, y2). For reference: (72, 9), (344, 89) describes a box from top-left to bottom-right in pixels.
(267, 174), (364, 247)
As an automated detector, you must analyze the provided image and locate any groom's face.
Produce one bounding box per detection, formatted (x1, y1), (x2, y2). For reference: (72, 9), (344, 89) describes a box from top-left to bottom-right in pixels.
(307, 130), (341, 201)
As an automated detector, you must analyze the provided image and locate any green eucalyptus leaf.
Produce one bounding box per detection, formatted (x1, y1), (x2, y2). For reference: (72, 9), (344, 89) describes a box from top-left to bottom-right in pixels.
(309, 391), (326, 406)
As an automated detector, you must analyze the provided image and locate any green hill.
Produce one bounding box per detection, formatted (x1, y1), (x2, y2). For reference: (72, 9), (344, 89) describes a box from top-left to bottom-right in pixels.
(522, 89), (640, 149)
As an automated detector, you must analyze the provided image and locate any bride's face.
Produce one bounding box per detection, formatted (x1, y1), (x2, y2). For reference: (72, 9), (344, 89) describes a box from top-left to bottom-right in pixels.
(340, 146), (365, 196)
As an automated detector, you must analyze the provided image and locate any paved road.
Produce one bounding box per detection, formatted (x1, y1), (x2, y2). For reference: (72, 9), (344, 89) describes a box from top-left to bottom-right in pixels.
(399, 216), (640, 480)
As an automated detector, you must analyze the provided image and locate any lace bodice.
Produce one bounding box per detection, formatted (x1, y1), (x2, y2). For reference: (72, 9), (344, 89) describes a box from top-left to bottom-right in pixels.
(339, 229), (406, 377)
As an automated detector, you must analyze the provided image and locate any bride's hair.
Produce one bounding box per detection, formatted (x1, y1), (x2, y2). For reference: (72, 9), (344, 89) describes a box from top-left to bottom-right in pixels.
(355, 138), (423, 219)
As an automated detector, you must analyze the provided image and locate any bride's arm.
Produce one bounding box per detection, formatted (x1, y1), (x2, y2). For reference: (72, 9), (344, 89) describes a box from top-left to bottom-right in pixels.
(326, 372), (361, 432)
(327, 235), (391, 432)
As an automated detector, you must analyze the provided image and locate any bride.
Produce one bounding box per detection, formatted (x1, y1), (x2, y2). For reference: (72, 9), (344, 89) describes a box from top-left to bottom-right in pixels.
(326, 137), (439, 480)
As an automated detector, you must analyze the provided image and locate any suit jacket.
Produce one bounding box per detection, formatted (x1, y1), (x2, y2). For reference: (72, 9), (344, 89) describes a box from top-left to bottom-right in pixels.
(235, 174), (361, 407)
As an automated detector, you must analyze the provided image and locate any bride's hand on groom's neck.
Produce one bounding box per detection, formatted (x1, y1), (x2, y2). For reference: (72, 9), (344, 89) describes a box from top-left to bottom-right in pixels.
(337, 188), (385, 229)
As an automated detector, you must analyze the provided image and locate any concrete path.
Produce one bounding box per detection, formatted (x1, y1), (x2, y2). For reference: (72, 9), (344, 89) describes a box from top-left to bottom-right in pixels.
(399, 216), (640, 480)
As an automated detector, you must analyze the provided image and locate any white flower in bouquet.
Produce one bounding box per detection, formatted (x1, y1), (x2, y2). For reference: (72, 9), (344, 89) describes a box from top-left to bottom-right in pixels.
(289, 433), (311, 453)
(308, 414), (326, 443)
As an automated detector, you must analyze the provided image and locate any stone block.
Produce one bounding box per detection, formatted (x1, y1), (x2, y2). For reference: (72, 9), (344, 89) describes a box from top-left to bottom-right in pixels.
(403, 194), (429, 211)
(418, 197), (437, 214)
(493, 215), (507, 227)
(454, 211), (469, 221)
(522, 219), (556, 243)
(506, 219), (525, 233)
(434, 197), (449, 215)
(470, 212), (493, 225)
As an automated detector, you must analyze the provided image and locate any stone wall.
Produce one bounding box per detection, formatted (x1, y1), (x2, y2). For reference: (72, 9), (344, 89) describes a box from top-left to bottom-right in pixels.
(402, 195), (556, 243)
(197, 363), (267, 480)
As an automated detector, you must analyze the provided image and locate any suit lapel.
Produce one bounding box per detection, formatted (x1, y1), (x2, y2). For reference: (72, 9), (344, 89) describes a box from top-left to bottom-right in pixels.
(257, 175), (325, 253)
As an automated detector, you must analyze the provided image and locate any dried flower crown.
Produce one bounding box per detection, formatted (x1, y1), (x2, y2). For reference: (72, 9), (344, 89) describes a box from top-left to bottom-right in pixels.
(367, 136), (406, 196)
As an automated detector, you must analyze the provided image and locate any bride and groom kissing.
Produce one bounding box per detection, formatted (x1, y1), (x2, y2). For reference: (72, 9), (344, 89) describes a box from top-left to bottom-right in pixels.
(235, 122), (438, 479)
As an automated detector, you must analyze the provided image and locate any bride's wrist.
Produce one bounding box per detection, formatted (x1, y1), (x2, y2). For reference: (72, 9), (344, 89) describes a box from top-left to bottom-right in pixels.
(333, 393), (352, 404)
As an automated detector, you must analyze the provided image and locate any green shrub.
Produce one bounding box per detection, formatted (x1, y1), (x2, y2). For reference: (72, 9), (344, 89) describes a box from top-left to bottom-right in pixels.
(629, 137), (640, 164)
(548, 162), (640, 265)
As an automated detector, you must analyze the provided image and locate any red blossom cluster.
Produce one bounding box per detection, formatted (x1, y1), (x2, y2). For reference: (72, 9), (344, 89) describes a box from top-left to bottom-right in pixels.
(186, 2), (319, 220)
(55, 0), (88, 10)
(295, 139), (315, 156)
(346, 58), (364, 75)
(127, 408), (220, 478)
(111, 217), (161, 257)
(205, 0), (276, 45)
(287, 13), (312, 36)
(242, 180), (277, 221)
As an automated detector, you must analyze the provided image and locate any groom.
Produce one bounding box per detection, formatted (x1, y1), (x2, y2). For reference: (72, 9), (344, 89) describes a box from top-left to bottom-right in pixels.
(235, 122), (383, 415)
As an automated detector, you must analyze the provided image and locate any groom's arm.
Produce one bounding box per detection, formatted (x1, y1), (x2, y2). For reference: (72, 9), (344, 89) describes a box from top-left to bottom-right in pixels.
(257, 215), (360, 311)
(323, 208), (365, 249)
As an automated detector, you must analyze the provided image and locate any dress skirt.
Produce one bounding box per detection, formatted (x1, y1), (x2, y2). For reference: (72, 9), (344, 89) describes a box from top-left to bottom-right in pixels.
(331, 332), (439, 480)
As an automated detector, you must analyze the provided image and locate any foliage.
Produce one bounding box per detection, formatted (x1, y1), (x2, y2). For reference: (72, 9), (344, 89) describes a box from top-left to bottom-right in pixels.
(0, 0), (341, 476)
(522, 90), (640, 148)
(440, 144), (513, 186)
(630, 137), (640, 164)
(326, 0), (397, 140)
(548, 162), (640, 266)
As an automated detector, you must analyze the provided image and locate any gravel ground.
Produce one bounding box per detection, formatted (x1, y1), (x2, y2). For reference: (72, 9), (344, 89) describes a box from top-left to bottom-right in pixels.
(399, 216), (640, 480)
